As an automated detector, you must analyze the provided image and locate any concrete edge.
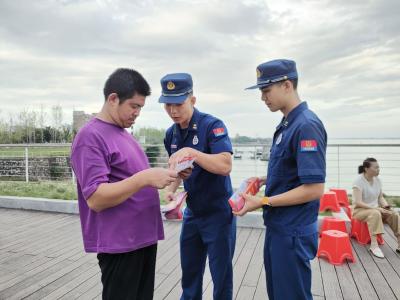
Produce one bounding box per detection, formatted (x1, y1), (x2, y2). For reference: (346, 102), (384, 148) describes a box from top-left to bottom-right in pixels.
(0, 196), (78, 214)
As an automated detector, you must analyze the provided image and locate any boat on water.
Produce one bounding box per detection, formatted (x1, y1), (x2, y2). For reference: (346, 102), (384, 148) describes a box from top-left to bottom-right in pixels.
(233, 150), (243, 159)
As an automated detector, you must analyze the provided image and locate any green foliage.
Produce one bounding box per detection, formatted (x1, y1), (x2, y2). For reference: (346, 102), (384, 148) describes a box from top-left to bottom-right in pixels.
(0, 146), (71, 157)
(318, 211), (333, 216)
(385, 195), (400, 208)
(0, 107), (73, 143)
(133, 127), (166, 144)
(0, 180), (172, 204)
(0, 181), (77, 200)
(145, 145), (161, 167)
(231, 133), (272, 144)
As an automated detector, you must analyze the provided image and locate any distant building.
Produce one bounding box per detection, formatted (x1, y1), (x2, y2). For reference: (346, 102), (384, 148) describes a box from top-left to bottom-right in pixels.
(73, 110), (96, 132)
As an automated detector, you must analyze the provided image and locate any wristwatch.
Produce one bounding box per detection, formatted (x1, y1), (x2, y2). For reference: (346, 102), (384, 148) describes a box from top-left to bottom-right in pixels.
(261, 196), (270, 206)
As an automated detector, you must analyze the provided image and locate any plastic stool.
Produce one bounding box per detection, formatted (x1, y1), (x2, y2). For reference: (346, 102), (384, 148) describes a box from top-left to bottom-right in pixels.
(317, 230), (355, 265)
(320, 217), (347, 236)
(350, 218), (384, 245)
(330, 188), (350, 207)
(319, 192), (340, 212)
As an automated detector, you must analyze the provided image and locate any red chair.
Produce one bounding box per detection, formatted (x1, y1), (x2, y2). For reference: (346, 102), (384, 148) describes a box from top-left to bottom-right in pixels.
(317, 230), (355, 265)
(330, 188), (350, 207)
(320, 217), (347, 236)
(319, 192), (340, 212)
(350, 218), (384, 245)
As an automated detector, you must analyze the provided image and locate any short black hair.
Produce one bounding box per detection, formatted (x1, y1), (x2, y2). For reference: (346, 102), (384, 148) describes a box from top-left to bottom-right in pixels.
(103, 68), (151, 103)
(277, 78), (298, 90)
(358, 157), (378, 174)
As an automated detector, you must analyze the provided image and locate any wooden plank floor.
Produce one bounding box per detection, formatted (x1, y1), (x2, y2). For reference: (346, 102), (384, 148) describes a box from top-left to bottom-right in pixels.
(1, 208), (400, 300)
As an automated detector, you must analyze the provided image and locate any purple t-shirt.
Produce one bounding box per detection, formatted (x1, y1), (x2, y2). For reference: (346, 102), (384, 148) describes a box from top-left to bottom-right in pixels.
(71, 118), (164, 253)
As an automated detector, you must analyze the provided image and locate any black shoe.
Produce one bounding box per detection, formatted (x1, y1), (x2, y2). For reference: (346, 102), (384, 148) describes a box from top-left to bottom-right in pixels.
(396, 248), (400, 254)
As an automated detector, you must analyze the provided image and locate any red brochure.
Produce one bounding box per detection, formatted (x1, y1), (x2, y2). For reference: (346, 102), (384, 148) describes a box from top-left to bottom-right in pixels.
(229, 178), (263, 212)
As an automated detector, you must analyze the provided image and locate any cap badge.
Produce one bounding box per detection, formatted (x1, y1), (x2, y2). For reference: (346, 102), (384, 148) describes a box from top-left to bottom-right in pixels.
(167, 81), (175, 90)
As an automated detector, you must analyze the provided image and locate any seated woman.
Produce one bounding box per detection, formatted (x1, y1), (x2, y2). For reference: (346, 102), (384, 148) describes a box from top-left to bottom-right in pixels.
(352, 157), (400, 258)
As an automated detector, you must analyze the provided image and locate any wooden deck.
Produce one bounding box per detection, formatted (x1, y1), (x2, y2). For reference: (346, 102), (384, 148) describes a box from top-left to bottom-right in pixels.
(1, 208), (400, 300)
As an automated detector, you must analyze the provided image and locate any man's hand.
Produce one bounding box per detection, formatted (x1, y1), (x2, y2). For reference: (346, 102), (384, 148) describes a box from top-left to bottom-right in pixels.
(143, 168), (179, 189)
(258, 176), (267, 185)
(233, 193), (263, 217)
(178, 167), (193, 180)
(165, 191), (176, 202)
(169, 147), (196, 170)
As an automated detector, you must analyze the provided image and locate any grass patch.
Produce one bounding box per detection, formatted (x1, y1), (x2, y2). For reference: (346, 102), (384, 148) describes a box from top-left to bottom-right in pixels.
(0, 180), (170, 204)
(0, 146), (71, 158)
(318, 210), (333, 216)
(385, 195), (400, 208)
(0, 181), (77, 200)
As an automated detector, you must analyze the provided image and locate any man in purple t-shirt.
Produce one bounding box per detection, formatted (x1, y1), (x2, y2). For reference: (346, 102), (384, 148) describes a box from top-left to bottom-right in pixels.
(71, 68), (178, 300)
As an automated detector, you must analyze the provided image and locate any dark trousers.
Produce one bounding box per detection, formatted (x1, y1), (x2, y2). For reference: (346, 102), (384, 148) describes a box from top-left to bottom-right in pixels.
(264, 230), (318, 300)
(97, 243), (157, 300)
(180, 211), (236, 300)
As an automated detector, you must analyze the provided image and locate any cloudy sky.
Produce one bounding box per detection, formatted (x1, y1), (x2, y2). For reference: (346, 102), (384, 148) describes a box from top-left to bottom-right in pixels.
(0, 0), (399, 139)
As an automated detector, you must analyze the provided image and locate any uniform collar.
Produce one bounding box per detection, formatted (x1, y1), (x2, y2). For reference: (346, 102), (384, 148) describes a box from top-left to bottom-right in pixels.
(187, 108), (200, 132)
(276, 101), (308, 130)
(174, 107), (199, 136)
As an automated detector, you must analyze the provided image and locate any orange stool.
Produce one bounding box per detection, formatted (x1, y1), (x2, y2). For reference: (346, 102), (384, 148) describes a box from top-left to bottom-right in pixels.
(330, 188), (350, 207)
(350, 218), (384, 245)
(319, 192), (340, 212)
(317, 230), (355, 265)
(320, 217), (347, 236)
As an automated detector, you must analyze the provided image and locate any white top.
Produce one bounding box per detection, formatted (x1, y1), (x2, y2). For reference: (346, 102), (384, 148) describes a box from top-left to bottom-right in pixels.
(352, 174), (382, 208)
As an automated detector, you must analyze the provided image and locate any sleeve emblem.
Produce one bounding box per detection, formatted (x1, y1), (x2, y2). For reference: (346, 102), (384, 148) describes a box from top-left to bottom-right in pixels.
(212, 127), (226, 137)
(300, 140), (317, 152)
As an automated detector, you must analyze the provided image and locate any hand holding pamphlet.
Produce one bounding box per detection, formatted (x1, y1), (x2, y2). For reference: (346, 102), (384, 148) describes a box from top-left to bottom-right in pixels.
(175, 156), (195, 173)
(229, 177), (264, 212)
(161, 191), (187, 220)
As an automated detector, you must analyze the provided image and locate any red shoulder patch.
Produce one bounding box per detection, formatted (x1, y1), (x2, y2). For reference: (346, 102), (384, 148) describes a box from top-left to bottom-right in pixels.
(300, 140), (317, 152)
(213, 127), (225, 137)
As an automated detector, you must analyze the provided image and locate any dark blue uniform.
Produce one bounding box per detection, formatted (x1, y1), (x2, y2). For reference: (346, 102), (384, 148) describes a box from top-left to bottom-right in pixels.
(164, 108), (236, 300)
(263, 102), (327, 300)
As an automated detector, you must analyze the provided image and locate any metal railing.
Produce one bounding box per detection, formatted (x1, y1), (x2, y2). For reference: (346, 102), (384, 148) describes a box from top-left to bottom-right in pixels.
(1, 143), (399, 195)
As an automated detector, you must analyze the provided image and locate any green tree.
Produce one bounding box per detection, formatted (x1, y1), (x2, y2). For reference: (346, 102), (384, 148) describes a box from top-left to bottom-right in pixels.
(133, 127), (166, 144)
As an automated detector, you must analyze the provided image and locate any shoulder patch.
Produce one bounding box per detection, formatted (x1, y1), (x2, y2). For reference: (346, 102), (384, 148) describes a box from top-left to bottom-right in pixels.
(213, 127), (226, 137)
(300, 140), (317, 152)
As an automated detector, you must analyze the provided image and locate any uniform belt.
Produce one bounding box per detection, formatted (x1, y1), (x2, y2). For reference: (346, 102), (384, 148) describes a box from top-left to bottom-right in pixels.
(266, 220), (318, 237)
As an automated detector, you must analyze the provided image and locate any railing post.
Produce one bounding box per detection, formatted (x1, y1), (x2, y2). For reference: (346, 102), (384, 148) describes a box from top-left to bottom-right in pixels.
(25, 146), (29, 182)
(71, 168), (75, 185)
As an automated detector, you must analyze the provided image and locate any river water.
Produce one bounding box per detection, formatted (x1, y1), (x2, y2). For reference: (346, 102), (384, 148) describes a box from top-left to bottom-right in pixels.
(231, 139), (400, 196)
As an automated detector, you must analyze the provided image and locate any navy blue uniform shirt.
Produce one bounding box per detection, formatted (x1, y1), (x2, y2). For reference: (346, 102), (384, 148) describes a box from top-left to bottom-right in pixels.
(164, 108), (233, 216)
(264, 102), (327, 227)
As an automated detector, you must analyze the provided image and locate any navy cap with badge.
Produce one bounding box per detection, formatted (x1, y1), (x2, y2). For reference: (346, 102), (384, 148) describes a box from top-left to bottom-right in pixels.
(245, 59), (298, 90)
(159, 73), (193, 104)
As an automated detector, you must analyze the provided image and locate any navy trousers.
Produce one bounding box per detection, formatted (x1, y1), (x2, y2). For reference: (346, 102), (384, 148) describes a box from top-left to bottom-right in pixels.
(180, 209), (236, 300)
(264, 227), (318, 300)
